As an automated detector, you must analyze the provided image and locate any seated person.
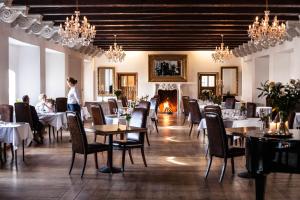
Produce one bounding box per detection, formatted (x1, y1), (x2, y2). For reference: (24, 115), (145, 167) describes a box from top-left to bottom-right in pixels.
(35, 94), (54, 113)
(23, 95), (45, 144)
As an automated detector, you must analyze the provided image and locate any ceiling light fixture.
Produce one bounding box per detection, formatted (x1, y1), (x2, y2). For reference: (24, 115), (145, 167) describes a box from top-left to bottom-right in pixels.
(211, 34), (233, 63)
(58, 0), (96, 47)
(248, 0), (286, 46)
(105, 35), (126, 62)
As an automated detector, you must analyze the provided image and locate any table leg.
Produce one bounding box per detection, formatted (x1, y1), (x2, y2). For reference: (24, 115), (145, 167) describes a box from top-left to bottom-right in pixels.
(255, 173), (266, 200)
(99, 134), (121, 173)
(22, 140), (25, 161)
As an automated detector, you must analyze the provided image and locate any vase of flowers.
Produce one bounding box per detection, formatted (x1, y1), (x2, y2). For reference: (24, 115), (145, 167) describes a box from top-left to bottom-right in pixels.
(125, 113), (131, 129)
(257, 79), (300, 134)
(114, 89), (122, 99)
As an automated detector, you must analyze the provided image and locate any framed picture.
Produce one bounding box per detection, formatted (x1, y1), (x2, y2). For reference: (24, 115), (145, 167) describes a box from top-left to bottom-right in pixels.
(148, 54), (187, 82)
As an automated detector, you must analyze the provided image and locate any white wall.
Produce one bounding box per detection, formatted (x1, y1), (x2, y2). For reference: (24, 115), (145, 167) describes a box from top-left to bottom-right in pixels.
(241, 37), (300, 104)
(253, 56), (269, 105)
(45, 49), (66, 98)
(93, 51), (242, 100)
(0, 21), (88, 105)
(83, 59), (94, 101)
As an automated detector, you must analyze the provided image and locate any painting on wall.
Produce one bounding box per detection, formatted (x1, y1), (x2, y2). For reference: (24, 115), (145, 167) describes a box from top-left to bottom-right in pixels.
(148, 54), (187, 82)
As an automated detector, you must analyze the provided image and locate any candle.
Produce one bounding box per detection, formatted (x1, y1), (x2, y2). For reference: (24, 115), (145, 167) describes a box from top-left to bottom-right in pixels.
(269, 122), (277, 132)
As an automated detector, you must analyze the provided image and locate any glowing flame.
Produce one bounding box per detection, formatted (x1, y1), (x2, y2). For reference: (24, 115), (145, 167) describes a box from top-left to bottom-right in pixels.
(163, 101), (170, 110)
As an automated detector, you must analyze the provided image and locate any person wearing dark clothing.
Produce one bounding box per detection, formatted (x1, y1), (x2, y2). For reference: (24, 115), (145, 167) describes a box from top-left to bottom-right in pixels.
(22, 95), (44, 144)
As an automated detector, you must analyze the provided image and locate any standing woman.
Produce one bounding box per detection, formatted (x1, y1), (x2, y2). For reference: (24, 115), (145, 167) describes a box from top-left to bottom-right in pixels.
(66, 77), (81, 117)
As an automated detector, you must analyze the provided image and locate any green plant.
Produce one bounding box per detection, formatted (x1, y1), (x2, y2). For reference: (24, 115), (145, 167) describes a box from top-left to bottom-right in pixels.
(114, 89), (122, 97)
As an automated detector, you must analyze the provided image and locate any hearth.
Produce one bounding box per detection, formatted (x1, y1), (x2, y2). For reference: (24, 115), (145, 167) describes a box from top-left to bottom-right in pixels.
(157, 89), (178, 113)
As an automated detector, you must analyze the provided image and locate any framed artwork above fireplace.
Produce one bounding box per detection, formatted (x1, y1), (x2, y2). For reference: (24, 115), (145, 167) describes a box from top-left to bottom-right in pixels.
(148, 54), (187, 82)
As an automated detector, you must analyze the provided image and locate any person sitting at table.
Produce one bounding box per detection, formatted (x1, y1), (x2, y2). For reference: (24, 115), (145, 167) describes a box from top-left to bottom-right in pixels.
(23, 95), (45, 144)
(35, 94), (54, 113)
(66, 77), (81, 117)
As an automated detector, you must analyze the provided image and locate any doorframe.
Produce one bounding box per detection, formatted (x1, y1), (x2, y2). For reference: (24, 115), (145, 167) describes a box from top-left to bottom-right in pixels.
(116, 72), (138, 98)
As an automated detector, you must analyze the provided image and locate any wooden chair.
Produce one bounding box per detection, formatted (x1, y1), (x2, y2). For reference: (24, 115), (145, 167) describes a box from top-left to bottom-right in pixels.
(182, 96), (190, 125)
(149, 97), (159, 134)
(120, 96), (128, 107)
(225, 98), (235, 109)
(55, 97), (68, 112)
(113, 108), (148, 172)
(108, 98), (118, 114)
(66, 111), (109, 178)
(135, 101), (151, 146)
(204, 105), (222, 117)
(188, 99), (202, 137)
(90, 104), (107, 143)
(246, 102), (257, 118)
(204, 112), (245, 182)
(0, 104), (14, 163)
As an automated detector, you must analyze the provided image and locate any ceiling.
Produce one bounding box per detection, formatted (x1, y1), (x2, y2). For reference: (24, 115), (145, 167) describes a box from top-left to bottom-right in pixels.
(12, 0), (300, 51)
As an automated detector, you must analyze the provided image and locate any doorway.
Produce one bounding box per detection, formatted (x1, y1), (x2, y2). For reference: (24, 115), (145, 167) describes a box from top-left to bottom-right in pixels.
(198, 72), (218, 98)
(117, 73), (138, 100)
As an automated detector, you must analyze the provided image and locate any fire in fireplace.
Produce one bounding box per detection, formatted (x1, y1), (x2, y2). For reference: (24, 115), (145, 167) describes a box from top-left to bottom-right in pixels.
(157, 89), (177, 113)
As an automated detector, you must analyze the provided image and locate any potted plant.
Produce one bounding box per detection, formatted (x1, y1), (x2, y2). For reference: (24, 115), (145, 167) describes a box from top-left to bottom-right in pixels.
(114, 89), (122, 99)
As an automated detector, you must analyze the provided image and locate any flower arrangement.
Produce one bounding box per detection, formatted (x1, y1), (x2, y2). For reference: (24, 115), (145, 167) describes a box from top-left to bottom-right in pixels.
(114, 89), (122, 98)
(200, 90), (213, 101)
(212, 95), (222, 105)
(257, 79), (300, 116)
(240, 102), (246, 115)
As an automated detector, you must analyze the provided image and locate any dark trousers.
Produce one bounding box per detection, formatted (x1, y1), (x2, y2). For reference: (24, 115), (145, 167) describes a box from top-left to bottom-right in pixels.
(67, 104), (81, 118)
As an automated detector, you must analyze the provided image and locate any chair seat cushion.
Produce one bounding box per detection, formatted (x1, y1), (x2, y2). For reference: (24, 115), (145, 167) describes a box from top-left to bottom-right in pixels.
(228, 147), (245, 157)
(87, 142), (109, 153)
(113, 139), (141, 148)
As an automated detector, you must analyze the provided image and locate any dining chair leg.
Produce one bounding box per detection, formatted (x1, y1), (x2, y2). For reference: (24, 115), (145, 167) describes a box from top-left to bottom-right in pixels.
(141, 147), (147, 167)
(205, 145), (209, 158)
(3, 143), (7, 162)
(81, 154), (87, 178)
(155, 120), (159, 134)
(197, 130), (200, 138)
(182, 116), (186, 125)
(145, 132), (150, 146)
(69, 151), (75, 175)
(128, 149), (134, 164)
(122, 148), (126, 172)
(48, 126), (51, 143)
(56, 130), (59, 142)
(22, 140), (24, 162)
(14, 149), (17, 167)
(52, 127), (55, 139)
(0, 143), (3, 164)
(10, 143), (14, 160)
(205, 155), (213, 179)
(94, 133), (97, 142)
(189, 123), (194, 136)
(219, 158), (227, 183)
(94, 153), (99, 169)
(104, 136), (107, 144)
(60, 128), (63, 141)
(231, 157), (235, 174)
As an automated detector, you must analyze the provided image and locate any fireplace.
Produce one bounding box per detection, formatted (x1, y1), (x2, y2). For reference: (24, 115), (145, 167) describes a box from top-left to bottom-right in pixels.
(158, 89), (178, 113)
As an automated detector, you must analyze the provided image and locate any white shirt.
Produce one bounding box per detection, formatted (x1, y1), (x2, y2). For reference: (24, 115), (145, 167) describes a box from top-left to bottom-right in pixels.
(67, 86), (81, 105)
(35, 102), (51, 113)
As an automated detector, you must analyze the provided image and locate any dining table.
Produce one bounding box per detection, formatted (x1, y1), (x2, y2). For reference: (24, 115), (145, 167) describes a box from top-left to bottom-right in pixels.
(0, 122), (33, 165)
(226, 127), (300, 200)
(87, 124), (147, 173)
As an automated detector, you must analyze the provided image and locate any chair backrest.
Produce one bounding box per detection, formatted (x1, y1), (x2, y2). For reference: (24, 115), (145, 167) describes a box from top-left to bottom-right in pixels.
(150, 97), (159, 114)
(204, 105), (222, 117)
(66, 111), (88, 154)
(120, 96), (128, 107)
(246, 102), (257, 118)
(55, 97), (68, 112)
(127, 108), (148, 142)
(288, 112), (296, 129)
(182, 96), (190, 115)
(136, 101), (150, 116)
(14, 102), (33, 128)
(188, 99), (202, 123)
(108, 98), (118, 114)
(90, 104), (106, 125)
(225, 97), (235, 109)
(0, 104), (13, 122)
(205, 112), (228, 158)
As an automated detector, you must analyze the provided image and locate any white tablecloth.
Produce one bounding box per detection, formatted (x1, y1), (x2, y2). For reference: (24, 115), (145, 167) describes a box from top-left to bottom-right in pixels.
(81, 106), (91, 121)
(0, 122), (33, 149)
(293, 113), (300, 128)
(38, 112), (67, 130)
(198, 117), (261, 130)
(256, 106), (272, 115)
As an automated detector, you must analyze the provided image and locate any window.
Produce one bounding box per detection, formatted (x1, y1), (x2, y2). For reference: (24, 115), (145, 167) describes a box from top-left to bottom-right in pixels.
(198, 73), (218, 99)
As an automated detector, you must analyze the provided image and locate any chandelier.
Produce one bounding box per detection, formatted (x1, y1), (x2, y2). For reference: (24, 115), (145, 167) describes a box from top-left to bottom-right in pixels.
(105, 35), (126, 62)
(211, 34), (233, 63)
(58, 0), (96, 47)
(248, 0), (286, 45)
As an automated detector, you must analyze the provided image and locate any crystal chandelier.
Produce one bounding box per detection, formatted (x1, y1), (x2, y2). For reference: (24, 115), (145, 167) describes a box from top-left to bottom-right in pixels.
(211, 34), (233, 63)
(105, 35), (126, 62)
(248, 0), (286, 45)
(58, 0), (96, 47)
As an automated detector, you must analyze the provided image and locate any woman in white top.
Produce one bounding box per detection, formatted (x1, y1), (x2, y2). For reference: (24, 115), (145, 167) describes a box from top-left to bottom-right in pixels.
(67, 77), (81, 116)
(35, 93), (53, 113)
